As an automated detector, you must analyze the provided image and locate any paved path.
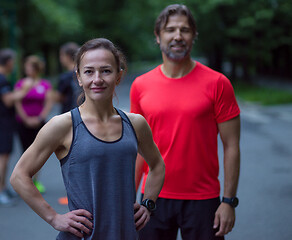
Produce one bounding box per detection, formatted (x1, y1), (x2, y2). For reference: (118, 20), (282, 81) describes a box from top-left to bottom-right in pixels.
(226, 100), (292, 240)
(1, 77), (292, 240)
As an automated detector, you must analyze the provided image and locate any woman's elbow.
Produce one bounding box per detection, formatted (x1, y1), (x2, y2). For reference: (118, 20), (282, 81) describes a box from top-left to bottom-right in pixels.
(10, 170), (18, 189)
(10, 168), (24, 191)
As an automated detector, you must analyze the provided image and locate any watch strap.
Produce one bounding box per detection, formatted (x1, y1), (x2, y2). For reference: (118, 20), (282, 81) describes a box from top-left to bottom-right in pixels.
(222, 197), (239, 208)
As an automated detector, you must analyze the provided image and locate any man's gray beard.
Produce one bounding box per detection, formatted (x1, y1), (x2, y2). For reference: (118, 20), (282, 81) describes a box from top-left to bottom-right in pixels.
(160, 45), (192, 61)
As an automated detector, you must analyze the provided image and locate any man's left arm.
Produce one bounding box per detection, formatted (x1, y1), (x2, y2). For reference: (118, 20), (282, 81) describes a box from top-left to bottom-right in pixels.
(214, 115), (240, 237)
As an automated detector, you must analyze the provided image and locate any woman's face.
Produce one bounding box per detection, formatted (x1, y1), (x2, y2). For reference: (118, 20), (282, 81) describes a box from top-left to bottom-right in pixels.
(24, 61), (37, 77)
(77, 48), (121, 102)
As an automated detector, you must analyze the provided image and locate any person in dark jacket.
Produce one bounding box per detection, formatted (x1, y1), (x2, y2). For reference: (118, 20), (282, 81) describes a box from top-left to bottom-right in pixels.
(0, 48), (32, 205)
(56, 42), (81, 113)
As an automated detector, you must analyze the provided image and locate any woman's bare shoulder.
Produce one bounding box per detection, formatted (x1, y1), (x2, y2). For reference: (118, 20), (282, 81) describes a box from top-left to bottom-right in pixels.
(42, 112), (72, 137)
(124, 112), (146, 126)
(123, 112), (150, 138)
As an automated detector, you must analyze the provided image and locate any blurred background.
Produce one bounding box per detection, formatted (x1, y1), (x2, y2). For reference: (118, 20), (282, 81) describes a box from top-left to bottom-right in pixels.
(1, 0), (292, 88)
(1, 0), (292, 239)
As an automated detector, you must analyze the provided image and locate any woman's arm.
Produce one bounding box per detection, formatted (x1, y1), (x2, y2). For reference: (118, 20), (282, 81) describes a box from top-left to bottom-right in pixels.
(130, 113), (165, 201)
(39, 88), (54, 121)
(10, 115), (93, 238)
(15, 98), (30, 122)
(128, 113), (165, 230)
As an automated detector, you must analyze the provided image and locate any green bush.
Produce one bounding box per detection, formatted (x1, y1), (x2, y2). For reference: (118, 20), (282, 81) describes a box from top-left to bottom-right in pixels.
(234, 82), (292, 105)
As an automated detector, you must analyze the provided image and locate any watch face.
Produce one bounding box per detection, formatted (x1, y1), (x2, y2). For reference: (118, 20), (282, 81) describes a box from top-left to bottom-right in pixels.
(232, 197), (239, 207)
(147, 200), (156, 210)
(142, 199), (156, 212)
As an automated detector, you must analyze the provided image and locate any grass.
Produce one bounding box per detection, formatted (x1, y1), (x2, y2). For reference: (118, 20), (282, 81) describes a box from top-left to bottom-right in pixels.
(233, 81), (292, 105)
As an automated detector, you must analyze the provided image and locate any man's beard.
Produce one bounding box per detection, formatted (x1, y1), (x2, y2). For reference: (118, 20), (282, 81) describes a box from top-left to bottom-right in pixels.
(160, 40), (192, 61)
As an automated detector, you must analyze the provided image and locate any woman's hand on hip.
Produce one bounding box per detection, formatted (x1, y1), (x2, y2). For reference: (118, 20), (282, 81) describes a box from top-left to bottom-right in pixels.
(51, 209), (93, 238)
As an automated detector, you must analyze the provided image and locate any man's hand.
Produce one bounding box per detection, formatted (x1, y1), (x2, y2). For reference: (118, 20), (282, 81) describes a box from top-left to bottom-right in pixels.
(134, 202), (150, 231)
(51, 209), (93, 238)
(213, 203), (235, 236)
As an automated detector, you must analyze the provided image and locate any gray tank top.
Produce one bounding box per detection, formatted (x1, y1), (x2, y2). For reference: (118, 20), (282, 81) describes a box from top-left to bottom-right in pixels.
(57, 107), (138, 240)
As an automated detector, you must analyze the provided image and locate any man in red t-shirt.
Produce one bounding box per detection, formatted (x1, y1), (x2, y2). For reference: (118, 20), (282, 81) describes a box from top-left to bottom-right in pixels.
(130, 4), (240, 240)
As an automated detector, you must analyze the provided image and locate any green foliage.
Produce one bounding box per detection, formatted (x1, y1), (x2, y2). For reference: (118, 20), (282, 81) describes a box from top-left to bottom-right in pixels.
(0, 0), (17, 48)
(220, 0), (292, 77)
(19, 0), (83, 46)
(30, 0), (82, 34)
(0, 0), (291, 79)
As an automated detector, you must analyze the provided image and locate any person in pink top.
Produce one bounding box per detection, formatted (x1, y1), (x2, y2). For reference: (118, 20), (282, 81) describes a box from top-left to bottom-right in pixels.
(14, 55), (53, 193)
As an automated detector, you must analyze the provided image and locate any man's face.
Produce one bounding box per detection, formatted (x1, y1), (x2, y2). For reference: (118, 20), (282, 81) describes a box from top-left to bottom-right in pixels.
(156, 14), (194, 61)
(6, 59), (14, 74)
(59, 51), (69, 67)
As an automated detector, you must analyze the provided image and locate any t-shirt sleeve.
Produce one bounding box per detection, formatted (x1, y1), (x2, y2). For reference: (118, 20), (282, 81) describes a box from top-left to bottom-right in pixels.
(130, 79), (143, 115)
(214, 74), (240, 123)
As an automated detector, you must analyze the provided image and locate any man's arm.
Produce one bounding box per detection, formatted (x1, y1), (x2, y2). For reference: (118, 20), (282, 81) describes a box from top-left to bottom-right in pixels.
(214, 115), (240, 236)
(1, 79), (33, 107)
(135, 154), (145, 191)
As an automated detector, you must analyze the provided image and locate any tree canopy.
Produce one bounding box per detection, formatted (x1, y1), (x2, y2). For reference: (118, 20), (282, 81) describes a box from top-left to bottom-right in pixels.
(0, 0), (291, 80)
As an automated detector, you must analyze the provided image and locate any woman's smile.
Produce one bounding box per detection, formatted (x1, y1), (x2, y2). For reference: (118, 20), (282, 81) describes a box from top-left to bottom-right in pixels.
(90, 86), (106, 93)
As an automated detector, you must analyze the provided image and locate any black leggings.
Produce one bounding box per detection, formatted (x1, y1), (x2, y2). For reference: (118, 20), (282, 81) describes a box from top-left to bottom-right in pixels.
(17, 122), (44, 152)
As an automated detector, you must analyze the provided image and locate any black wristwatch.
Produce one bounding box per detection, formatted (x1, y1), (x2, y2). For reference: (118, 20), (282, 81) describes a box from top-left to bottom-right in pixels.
(141, 199), (156, 212)
(222, 197), (239, 208)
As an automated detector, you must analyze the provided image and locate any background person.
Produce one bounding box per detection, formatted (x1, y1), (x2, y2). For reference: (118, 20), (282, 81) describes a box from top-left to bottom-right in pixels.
(130, 4), (240, 240)
(0, 48), (33, 206)
(10, 38), (165, 239)
(55, 42), (81, 114)
(55, 42), (81, 205)
(14, 55), (53, 194)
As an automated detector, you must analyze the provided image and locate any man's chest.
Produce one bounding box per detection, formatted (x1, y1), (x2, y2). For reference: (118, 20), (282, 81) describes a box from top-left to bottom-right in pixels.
(139, 82), (214, 121)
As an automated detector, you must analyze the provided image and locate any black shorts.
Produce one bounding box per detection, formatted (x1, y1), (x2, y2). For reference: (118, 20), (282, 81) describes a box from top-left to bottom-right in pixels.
(139, 195), (224, 240)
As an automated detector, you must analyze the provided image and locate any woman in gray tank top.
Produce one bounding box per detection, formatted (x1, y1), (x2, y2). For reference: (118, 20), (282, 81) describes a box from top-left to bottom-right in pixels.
(10, 38), (165, 240)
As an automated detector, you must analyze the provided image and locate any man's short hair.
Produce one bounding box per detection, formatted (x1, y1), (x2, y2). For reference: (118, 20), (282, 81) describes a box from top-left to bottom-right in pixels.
(154, 4), (198, 38)
(0, 48), (15, 66)
(60, 42), (80, 62)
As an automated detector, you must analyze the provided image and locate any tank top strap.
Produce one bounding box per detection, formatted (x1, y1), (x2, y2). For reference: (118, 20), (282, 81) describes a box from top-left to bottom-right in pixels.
(115, 108), (130, 124)
(115, 108), (138, 141)
(70, 107), (83, 128)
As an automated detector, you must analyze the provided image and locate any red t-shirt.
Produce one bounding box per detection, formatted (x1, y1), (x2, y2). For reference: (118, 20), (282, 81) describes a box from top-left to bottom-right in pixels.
(130, 61), (240, 200)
